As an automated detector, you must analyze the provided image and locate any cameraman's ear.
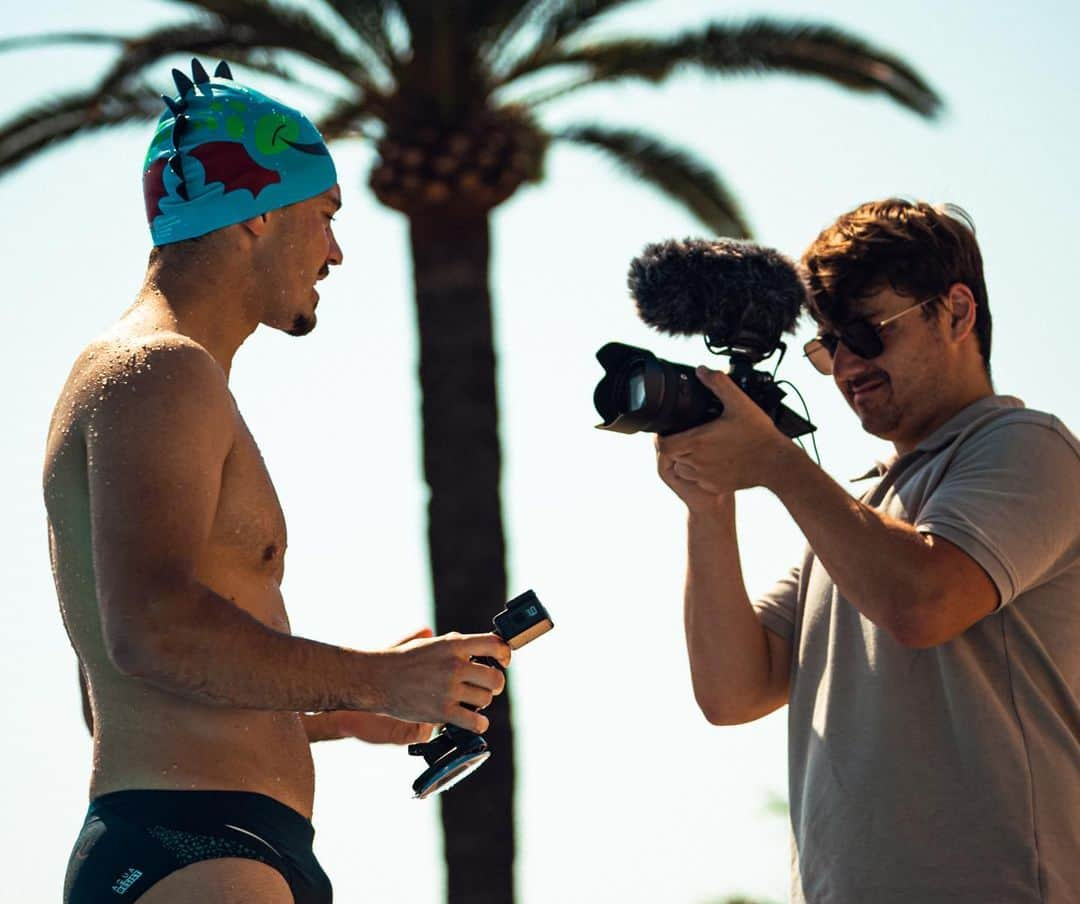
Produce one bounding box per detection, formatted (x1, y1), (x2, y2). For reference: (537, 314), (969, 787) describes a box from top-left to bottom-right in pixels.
(944, 283), (977, 342)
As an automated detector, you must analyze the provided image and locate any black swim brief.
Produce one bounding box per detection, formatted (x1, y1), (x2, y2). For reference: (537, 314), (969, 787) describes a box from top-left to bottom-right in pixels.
(63, 789), (332, 903)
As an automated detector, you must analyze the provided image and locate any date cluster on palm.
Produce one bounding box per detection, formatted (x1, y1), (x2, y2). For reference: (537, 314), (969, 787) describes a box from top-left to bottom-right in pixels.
(369, 106), (546, 215)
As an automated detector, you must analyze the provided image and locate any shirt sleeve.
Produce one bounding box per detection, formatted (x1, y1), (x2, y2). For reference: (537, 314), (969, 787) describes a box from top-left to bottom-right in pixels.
(915, 415), (1080, 608)
(753, 562), (802, 640)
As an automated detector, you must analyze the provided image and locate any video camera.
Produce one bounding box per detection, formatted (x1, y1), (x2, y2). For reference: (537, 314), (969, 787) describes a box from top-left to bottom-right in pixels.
(592, 238), (816, 439)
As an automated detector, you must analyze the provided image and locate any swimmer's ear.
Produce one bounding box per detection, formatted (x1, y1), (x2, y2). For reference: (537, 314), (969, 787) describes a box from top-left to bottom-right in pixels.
(239, 212), (271, 236)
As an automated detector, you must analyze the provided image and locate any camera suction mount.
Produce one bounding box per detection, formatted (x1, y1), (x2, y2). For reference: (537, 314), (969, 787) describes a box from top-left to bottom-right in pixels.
(409, 723), (491, 799)
(408, 590), (553, 799)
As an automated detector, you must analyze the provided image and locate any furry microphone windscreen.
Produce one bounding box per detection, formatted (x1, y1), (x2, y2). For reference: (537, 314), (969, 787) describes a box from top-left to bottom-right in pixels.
(627, 238), (808, 350)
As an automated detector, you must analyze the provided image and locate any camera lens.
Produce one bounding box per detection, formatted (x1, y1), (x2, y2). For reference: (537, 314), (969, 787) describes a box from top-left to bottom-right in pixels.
(594, 342), (727, 435)
(626, 366), (648, 412)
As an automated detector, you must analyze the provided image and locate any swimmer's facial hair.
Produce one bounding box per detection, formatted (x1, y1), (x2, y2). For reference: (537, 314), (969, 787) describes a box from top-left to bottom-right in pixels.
(287, 313), (316, 337)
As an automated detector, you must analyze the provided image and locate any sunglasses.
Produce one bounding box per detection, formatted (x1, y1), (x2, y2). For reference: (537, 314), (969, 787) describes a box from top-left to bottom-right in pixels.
(803, 296), (940, 375)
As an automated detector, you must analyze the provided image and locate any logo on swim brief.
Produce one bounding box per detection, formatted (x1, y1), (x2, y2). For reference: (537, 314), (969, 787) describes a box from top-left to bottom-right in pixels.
(112, 867), (144, 895)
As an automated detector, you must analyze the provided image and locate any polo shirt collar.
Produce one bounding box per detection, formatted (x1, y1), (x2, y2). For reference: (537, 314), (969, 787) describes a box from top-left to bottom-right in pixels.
(851, 394), (1025, 481)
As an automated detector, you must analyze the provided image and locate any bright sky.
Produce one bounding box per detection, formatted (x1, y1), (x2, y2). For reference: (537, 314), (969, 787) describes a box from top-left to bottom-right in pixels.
(2, 2), (1078, 902)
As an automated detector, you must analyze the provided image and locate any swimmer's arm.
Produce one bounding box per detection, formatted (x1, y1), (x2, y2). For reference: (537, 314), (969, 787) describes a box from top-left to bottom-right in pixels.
(302, 627), (437, 744)
(86, 341), (509, 731)
(78, 661), (93, 735)
(301, 711), (434, 745)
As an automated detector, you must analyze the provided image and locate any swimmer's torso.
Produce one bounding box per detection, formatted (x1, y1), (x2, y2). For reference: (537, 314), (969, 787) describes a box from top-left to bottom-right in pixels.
(43, 308), (315, 817)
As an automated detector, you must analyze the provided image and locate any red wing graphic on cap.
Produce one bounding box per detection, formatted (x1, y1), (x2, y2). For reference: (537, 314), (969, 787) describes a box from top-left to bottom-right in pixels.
(143, 158), (168, 221)
(188, 141), (281, 198)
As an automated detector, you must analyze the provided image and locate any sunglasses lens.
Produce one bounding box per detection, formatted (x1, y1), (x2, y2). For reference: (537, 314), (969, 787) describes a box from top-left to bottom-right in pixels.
(803, 338), (835, 374)
(840, 321), (884, 359)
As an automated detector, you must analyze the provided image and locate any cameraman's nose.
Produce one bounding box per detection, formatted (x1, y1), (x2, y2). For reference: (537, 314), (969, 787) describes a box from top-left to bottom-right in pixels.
(831, 341), (857, 375)
(830, 341), (866, 385)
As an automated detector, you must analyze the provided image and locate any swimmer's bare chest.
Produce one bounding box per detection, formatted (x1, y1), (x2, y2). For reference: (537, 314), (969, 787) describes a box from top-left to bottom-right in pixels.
(199, 412), (291, 628)
(46, 340), (315, 811)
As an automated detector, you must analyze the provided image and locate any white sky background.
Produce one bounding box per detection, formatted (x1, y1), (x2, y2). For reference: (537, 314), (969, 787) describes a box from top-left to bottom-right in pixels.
(2, 1), (1078, 902)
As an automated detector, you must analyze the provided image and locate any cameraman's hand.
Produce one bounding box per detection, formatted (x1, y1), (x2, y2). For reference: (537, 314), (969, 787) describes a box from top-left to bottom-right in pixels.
(369, 630), (511, 734)
(656, 433), (728, 513)
(657, 366), (794, 499)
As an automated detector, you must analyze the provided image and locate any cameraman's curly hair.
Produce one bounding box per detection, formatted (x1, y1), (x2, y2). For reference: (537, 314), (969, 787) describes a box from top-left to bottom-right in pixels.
(801, 199), (992, 373)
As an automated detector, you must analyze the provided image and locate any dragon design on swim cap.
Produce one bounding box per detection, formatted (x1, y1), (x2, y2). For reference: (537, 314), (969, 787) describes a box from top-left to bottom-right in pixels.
(143, 59), (337, 245)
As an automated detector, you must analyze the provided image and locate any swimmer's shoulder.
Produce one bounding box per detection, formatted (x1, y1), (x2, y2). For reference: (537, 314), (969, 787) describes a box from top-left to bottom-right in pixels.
(66, 330), (236, 435)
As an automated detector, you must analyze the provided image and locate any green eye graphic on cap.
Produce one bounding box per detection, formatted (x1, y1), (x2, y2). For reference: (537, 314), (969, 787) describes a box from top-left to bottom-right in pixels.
(256, 113), (301, 155)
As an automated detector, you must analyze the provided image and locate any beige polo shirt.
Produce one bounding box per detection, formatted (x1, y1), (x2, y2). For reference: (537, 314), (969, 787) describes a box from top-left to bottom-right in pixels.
(754, 396), (1080, 904)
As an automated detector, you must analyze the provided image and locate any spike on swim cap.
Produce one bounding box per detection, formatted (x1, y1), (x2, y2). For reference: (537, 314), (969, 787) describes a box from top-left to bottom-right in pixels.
(143, 58), (337, 246)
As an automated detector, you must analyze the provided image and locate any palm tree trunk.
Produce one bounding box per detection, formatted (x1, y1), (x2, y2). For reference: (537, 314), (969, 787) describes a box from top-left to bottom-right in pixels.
(409, 214), (515, 904)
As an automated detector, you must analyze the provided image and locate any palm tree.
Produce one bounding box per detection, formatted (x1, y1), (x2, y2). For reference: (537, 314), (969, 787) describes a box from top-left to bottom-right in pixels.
(0, 2), (941, 901)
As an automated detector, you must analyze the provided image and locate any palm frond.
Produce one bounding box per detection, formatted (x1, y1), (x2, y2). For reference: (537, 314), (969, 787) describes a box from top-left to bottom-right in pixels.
(508, 19), (943, 117)
(163, 0), (382, 89)
(555, 124), (751, 237)
(0, 86), (162, 176)
(313, 0), (401, 83)
(0, 32), (126, 53)
(461, 1), (542, 65)
(316, 96), (380, 140)
(321, 0), (397, 70)
(90, 21), (357, 98)
(464, 0), (535, 33)
(396, 2), (515, 59)
(201, 50), (336, 96)
(0, 26), (358, 108)
(483, 0), (545, 69)
(535, 0), (642, 43)
(491, 0), (640, 81)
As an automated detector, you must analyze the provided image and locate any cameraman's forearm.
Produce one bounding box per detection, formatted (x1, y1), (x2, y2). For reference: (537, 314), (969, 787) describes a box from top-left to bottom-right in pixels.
(684, 500), (776, 724)
(106, 580), (384, 713)
(765, 446), (946, 636)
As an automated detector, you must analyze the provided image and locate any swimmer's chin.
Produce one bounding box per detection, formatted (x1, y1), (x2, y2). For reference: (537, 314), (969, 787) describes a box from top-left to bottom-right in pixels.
(286, 312), (317, 337)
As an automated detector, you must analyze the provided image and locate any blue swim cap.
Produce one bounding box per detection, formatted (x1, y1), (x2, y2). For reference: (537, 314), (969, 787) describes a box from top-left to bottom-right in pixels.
(143, 60), (337, 246)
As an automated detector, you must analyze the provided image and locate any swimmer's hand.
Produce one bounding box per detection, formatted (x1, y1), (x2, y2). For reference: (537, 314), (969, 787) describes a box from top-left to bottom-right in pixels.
(369, 626), (511, 734)
(302, 710), (435, 745)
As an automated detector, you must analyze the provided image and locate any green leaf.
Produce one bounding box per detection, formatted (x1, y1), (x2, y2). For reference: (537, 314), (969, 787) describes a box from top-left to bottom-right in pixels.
(555, 124), (751, 237)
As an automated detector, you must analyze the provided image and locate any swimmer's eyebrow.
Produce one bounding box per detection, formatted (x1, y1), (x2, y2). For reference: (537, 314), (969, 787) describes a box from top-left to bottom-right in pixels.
(328, 195), (342, 211)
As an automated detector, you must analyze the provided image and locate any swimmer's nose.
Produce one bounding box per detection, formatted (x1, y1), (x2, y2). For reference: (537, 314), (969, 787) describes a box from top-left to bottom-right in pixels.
(327, 230), (344, 268)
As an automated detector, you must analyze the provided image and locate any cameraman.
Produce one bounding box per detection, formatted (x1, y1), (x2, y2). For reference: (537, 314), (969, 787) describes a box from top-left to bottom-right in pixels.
(657, 199), (1079, 904)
